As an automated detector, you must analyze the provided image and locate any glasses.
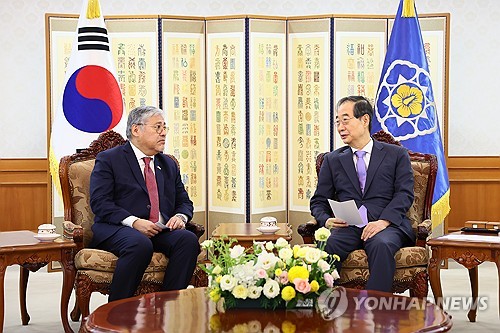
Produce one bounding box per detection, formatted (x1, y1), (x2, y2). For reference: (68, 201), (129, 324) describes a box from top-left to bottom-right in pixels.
(137, 123), (169, 134)
(334, 116), (357, 127)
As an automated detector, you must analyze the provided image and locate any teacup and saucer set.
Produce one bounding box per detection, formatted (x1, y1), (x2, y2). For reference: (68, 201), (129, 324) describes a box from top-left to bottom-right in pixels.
(33, 224), (61, 242)
(256, 216), (280, 234)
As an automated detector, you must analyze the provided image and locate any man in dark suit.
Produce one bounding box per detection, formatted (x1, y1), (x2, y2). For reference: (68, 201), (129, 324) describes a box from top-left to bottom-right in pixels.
(310, 96), (415, 292)
(90, 105), (199, 302)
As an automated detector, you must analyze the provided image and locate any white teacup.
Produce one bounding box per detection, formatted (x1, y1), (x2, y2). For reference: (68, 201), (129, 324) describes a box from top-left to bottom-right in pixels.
(260, 216), (277, 228)
(38, 223), (56, 234)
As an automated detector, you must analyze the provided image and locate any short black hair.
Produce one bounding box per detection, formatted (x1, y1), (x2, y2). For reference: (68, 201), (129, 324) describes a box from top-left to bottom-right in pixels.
(336, 96), (373, 132)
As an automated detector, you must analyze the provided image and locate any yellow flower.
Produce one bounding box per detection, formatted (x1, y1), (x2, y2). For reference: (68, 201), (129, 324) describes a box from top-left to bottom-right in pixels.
(281, 286), (296, 302)
(391, 84), (423, 117)
(297, 247), (308, 258)
(232, 284), (249, 299)
(314, 227), (330, 242)
(209, 314), (221, 331)
(310, 280), (319, 292)
(212, 265), (222, 275)
(293, 245), (301, 258)
(282, 320), (296, 333)
(275, 268), (283, 276)
(215, 275), (222, 284)
(209, 288), (221, 302)
(287, 265), (309, 282)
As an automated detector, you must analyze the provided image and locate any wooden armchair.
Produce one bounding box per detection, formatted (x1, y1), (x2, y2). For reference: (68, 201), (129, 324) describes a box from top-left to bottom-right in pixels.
(297, 130), (437, 297)
(59, 130), (205, 325)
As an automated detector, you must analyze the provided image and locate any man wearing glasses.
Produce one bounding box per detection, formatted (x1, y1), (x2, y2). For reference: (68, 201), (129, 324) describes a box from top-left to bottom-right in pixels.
(310, 96), (415, 293)
(89, 105), (199, 302)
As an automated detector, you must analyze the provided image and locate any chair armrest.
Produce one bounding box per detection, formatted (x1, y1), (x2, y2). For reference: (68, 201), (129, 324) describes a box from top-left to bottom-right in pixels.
(186, 221), (205, 240)
(62, 221), (84, 251)
(297, 218), (319, 244)
(416, 218), (432, 247)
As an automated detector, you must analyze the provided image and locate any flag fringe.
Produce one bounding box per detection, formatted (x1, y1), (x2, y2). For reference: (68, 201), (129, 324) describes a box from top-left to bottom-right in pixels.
(402, 0), (416, 18)
(431, 189), (451, 229)
(48, 147), (63, 200)
(86, 0), (101, 19)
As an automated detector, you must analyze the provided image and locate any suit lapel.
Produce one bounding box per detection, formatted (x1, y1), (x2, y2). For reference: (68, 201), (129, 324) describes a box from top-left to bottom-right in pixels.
(154, 155), (165, 200)
(364, 140), (386, 194)
(339, 148), (362, 195)
(123, 142), (148, 194)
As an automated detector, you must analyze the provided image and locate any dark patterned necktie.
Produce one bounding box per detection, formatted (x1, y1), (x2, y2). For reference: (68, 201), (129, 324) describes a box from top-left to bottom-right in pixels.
(143, 157), (159, 222)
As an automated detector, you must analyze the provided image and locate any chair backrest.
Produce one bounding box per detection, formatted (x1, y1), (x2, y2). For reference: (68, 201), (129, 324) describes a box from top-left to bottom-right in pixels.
(59, 130), (126, 247)
(315, 130), (437, 234)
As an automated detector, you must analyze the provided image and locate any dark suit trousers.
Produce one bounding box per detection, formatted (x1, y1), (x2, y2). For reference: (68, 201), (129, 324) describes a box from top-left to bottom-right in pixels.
(325, 225), (411, 293)
(98, 226), (200, 302)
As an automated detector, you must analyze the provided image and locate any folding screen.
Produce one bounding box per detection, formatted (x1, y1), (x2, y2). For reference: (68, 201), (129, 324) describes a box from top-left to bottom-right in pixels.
(287, 18), (332, 225)
(47, 13), (449, 238)
(161, 17), (207, 227)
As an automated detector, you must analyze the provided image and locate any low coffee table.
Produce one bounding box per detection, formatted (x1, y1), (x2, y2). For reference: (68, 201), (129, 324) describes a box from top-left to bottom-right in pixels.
(0, 230), (76, 333)
(83, 287), (452, 332)
(428, 231), (500, 322)
(211, 222), (292, 248)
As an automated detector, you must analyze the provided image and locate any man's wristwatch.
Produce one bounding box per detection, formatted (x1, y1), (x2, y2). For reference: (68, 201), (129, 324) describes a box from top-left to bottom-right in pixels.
(175, 213), (188, 224)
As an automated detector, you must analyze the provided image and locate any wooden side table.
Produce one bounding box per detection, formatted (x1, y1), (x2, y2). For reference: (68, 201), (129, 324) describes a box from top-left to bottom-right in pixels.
(427, 231), (500, 322)
(0, 230), (76, 333)
(211, 223), (292, 248)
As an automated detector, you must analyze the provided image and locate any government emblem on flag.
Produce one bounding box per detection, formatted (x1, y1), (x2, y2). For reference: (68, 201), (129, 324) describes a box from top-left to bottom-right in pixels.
(372, 0), (450, 227)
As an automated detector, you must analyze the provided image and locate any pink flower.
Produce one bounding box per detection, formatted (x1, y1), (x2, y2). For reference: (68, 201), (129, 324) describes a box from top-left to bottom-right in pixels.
(293, 278), (311, 294)
(324, 273), (334, 288)
(279, 271), (289, 284)
(256, 268), (267, 279)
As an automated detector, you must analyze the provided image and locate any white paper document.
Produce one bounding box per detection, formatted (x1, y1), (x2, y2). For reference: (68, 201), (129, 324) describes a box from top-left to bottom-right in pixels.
(328, 199), (364, 225)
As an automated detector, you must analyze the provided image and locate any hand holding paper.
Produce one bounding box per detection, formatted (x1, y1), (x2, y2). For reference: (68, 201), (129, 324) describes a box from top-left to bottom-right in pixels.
(328, 199), (365, 226)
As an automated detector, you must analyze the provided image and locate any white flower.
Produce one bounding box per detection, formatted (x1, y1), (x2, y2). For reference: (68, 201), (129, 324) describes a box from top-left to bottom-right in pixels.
(278, 247), (293, 261)
(263, 279), (280, 298)
(230, 245), (245, 259)
(314, 227), (331, 242)
(263, 323), (280, 333)
(232, 284), (249, 299)
(332, 269), (340, 280)
(275, 237), (289, 249)
(247, 320), (262, 333)
(220, 274), (236, 291)
(265, 241), (274, 251)
(247, 285), (263, 299)
(317, 259), (331, 272)
(256, 252), (279, 271)
(200, 239), (213, 249)
(304, 247), (322, 264)
(231, 262), (257, 286)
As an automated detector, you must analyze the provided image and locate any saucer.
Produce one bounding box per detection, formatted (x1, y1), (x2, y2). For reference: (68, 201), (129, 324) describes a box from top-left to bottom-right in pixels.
(256, 226), (280, 234)
(34, 233), (61, 242)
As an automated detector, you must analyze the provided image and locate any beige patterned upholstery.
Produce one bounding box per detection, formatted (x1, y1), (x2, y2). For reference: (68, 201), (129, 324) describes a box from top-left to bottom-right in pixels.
(298, 130), (438, 297)
(59, 130), (206, 328)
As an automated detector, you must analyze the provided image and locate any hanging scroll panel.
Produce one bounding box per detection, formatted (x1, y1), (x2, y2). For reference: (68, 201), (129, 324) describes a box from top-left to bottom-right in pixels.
(162, 18), (206, 229)
(206, 19), (247, 229)
(333, 17), (386, 150)
(287, 18), (331, 227)
(106, 17), (159, 109)
(248, 18), (287, 223)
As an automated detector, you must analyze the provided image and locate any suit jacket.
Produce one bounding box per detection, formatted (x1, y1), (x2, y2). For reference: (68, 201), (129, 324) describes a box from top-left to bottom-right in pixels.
(89, 141), (194, 246)
(310, 139), (415, 242)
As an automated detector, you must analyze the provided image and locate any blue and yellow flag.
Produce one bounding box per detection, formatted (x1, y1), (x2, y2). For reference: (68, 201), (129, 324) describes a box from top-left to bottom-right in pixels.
(372, 0), (450, 228)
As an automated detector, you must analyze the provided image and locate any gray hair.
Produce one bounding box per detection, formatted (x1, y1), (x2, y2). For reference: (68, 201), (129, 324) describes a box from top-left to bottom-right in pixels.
(126, 106), (164, 140)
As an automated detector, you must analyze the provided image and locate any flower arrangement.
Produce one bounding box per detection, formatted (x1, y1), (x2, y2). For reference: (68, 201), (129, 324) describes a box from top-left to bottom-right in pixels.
(200, 227), (340, 310)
